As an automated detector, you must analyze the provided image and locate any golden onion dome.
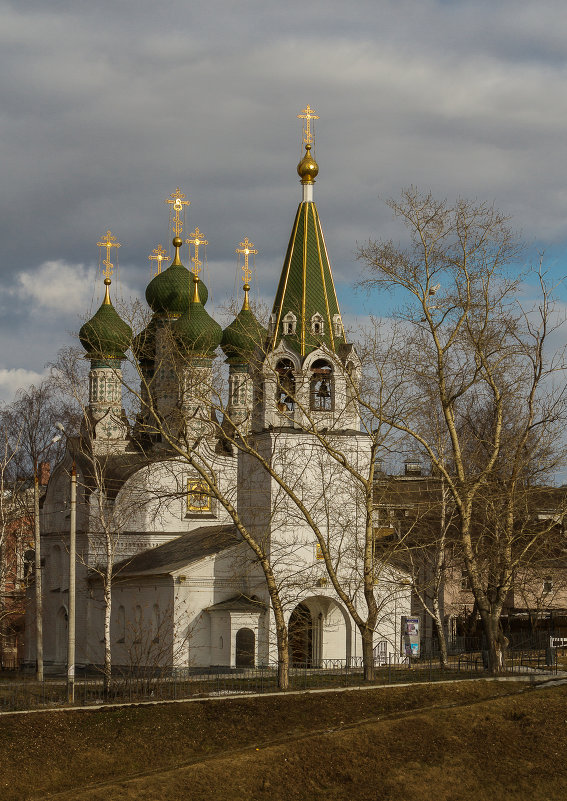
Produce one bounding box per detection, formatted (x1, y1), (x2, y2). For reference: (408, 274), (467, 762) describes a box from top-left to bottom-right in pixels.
(297, 144), (319, 184)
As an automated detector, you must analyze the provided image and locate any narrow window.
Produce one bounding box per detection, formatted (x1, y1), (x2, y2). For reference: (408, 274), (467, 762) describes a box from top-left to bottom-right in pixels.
(311, 313), (324, 336)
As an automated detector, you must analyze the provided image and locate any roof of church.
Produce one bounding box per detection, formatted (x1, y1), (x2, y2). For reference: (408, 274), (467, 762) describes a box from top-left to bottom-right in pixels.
(206, 594), (266, 613)
(267, 127), (346, 358)
(79, 279), (132, 361)
(269, 199), (345, 357)
(113, 524), (241, 577)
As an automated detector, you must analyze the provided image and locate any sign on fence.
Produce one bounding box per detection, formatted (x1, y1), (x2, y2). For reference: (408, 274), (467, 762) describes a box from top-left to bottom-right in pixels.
(401, 616), (420, 658)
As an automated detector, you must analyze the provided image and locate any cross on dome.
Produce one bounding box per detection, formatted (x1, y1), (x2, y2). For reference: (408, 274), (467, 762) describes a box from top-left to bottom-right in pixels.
(97, 230), (120, 281)
(165, 187), (190, 237)
(186, 227), (208, 278)
(149, 243), (168, 276)
(297, 104), (319, 145)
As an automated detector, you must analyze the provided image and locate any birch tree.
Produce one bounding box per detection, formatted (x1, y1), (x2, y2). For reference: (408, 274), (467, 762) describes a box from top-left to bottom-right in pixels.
(358, 188), (567, 673)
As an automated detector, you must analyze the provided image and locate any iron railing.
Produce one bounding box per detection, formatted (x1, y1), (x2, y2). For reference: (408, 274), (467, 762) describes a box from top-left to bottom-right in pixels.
(0, 647), (559, 713)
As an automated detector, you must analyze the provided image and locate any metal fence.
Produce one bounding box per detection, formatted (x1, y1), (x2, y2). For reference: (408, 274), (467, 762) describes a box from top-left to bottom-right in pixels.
(0, 648), (559, 713)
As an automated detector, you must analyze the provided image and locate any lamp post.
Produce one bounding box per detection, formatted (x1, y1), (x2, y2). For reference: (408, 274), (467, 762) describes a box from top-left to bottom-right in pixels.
(33, 434), (61, 683)
(55, 423), (76, 703)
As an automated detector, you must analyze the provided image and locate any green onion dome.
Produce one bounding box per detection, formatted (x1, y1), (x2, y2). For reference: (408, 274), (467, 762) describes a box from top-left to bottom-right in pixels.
(145, 237), (208, 317)
(79, 280), (132, 360)
(173, 278), (222, 358)
(221, 286), (267, 364)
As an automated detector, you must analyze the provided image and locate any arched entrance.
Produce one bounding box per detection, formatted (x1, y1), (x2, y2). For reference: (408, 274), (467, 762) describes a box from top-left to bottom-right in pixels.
(235, 628), (255, 667)
(55, 606), (68, 664)
(288, 597), (351, 666)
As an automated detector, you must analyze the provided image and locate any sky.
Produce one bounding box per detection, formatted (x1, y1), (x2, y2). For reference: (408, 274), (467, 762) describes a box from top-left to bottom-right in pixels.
(1, 0), (567, 402)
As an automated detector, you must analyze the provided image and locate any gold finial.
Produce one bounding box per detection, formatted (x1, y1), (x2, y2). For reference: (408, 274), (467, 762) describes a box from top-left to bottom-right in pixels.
(103, 277), (112, 305)
(172, 236), (183, 266)
(242, 283), (250, 311)
(236, 237), (258, 288)
(165, 187), (190, 237)
(186, 227), (208, 278)
(97, 230), (121, 281)
(192, 275), (201, 304)
(297, 104), (319, 145)
(149, 243), (167, 276)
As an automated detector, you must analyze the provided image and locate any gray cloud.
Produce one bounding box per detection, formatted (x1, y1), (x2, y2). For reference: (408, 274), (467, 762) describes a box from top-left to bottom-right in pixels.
(1, 0), (567, 401)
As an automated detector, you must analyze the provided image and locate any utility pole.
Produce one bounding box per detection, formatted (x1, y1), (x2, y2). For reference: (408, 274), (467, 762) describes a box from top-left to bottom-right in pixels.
(67, 459), (76, 703)
(33, 462), (43, 682)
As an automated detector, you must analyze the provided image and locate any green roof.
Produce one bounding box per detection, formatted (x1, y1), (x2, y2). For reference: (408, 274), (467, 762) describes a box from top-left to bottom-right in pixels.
(269, 201), (344, 356)
(79, 295), (132, 360)
(221, 306), (267, 364)
(145, 263), (208, 317)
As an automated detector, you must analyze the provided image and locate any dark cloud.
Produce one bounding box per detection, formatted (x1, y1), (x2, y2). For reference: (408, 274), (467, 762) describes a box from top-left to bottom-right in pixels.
(1, 0), (567, 400)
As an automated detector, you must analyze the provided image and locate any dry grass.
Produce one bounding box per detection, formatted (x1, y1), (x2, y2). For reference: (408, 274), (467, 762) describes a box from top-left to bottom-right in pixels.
(1, 679), (566, 800)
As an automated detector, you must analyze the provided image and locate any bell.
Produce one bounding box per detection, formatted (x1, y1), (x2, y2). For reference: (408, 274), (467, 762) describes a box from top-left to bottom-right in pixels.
(316, 379), (330, 399)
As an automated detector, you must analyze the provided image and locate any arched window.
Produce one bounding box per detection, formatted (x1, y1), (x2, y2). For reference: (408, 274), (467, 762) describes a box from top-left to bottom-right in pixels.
(311, 313), (324, 336)
(152, 604), (160, 643)
(50, 545), (62, 590)
(117, 605), (126, 643)
(310, 359), (333, 411)
(282, 312), (297, 336)
(332, 314), (343, 338)
(235, 628), (255, 667)
(275, 359), (295, 413)
(134, 604), (143, 643)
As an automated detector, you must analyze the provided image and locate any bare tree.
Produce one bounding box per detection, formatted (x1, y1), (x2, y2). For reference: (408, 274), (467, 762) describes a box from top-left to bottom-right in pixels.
(358, 188), (567, 673)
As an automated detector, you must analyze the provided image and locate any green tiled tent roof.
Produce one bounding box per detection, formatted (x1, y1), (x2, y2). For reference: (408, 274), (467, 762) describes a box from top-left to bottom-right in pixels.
(269, 201), (344, 356)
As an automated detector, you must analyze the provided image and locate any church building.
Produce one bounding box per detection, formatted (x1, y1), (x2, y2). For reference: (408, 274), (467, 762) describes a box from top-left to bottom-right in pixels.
(29, 109), (410, 672)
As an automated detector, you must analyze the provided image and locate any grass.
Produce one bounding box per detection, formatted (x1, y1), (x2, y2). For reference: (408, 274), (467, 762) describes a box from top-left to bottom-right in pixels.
(2, 678), (567, 800)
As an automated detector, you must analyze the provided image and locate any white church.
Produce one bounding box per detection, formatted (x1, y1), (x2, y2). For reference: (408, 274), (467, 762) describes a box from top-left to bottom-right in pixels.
(30, 110), (410, 672)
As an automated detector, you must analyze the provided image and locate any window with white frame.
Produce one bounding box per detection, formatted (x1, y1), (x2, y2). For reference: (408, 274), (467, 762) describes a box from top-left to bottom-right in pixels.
(282, 312), (297, 336)
(311, 313), (324, 336)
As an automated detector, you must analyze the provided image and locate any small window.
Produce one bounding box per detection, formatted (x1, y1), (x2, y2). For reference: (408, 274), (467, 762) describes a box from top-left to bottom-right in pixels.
(460, 569), (471, 591)
(117, 605), (126, 643)
(332, 314), (343, 338)
(311, 313), (324, 336)
(50, 545), (62, 591)
(543, 576), (553, 594)
(134, 605), (143, 643)
(315, 543), (325, 561)
(283, 312), (297, 336)
(187, 480), (212, 513)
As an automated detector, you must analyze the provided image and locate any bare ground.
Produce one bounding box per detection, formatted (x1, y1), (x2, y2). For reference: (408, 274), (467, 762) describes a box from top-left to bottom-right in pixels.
(1, 678), (566, 801)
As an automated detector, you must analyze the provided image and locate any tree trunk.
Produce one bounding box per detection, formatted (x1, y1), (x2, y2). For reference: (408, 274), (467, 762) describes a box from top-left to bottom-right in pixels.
(103, 560), (112, 698)
(432, 597), (449, 669)
(361, 626), (375, 681)
(481, 611), (507, 675)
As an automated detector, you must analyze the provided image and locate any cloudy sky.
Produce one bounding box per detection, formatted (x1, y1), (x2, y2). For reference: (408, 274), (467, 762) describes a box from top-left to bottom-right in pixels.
(1, 0), (567, 402)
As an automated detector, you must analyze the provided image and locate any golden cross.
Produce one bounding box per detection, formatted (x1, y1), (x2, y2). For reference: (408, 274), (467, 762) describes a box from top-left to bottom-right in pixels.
(97, 230), (121, 280)
(186, 227), (208, 278)
(149, 243), (168, 276)
(165, 187), (190, 236)
(297, 104), (319, 145)
(235, 237), (258, 286)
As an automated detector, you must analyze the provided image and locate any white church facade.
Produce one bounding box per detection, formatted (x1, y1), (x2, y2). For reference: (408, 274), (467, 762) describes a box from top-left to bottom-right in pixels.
(29, 111), (410, 672)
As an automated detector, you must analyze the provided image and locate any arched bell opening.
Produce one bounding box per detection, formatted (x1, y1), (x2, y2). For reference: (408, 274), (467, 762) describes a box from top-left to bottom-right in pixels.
(310, 359), (333, 411)
(275, 359), (296, 413)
